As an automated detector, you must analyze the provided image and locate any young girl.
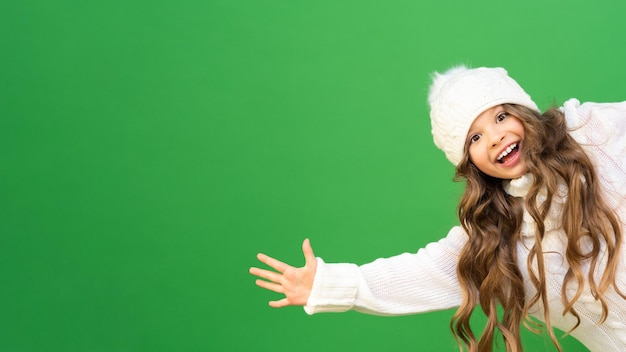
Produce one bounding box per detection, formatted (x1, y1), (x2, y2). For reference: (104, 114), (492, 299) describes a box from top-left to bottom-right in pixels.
(248, 66), (626, 352)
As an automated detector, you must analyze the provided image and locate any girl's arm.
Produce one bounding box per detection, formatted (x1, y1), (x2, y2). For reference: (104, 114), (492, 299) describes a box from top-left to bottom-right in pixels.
(563, 99), (626, 209)
(250, 227), (467, 316)
(305, 226), (467, 316)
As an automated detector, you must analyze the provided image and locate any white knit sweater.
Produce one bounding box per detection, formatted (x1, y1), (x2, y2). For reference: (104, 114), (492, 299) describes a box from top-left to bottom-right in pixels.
(304, 99), (626, 351)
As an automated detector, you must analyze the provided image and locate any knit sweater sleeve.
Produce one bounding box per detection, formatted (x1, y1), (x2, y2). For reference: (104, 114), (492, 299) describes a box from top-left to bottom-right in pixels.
(304, 226), (467, 315)
(562, 98), (626, 210)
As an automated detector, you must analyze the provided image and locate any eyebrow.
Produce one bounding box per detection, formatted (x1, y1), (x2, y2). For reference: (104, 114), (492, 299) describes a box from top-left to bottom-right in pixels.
(493, 107), (506, 115)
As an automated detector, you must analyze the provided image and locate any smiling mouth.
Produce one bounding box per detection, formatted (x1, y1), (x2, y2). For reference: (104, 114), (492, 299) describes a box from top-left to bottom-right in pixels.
(497, 143), (518, 163)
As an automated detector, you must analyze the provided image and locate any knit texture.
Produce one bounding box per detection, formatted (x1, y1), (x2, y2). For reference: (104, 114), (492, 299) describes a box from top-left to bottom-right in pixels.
(428, 66), (539, 166)
(305, 99), (626, 351)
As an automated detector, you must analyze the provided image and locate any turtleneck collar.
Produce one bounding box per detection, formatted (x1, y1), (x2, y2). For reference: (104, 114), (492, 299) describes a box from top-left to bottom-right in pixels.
(503, 173), (534, 198)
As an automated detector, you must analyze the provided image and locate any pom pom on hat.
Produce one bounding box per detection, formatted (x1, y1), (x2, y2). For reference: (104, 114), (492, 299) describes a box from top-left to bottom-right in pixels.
(428, 66), (539, 166)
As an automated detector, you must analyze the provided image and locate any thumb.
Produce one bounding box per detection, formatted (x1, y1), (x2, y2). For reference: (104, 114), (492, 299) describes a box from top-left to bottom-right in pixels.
(302, 238), (316, 266)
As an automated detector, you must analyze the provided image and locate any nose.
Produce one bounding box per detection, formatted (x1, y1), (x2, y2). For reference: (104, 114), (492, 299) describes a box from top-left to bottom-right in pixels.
(489, 131), (505, 148)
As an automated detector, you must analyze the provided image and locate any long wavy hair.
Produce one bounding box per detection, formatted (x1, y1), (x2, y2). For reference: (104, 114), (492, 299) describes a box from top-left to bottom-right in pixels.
(450, 104), (624, 352)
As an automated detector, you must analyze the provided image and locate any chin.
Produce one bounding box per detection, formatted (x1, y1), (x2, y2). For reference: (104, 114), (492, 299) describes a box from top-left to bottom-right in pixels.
(505, 167), (529, 180)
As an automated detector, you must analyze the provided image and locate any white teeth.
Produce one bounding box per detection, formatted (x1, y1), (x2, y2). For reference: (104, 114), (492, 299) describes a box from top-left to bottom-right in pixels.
(497, 143), (518, 161)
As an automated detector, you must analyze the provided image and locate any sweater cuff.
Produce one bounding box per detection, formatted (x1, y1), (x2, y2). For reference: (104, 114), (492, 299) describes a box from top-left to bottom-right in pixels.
(303, 258), (359, 315)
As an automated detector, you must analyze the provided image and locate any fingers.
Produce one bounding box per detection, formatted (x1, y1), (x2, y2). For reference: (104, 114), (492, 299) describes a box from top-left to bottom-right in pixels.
(254, 279), (285, 294)
(302, 238), (316, 266)
(256, 253), (290, 273)
(249, 267), (282, 282)
(269, 298), (290, 308)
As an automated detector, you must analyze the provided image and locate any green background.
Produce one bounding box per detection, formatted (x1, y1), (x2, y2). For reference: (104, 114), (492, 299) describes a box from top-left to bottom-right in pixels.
(1, 0), (624, 351)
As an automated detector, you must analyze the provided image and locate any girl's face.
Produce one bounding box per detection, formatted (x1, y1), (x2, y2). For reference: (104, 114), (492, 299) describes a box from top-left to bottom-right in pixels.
(466, 105), (528, 179)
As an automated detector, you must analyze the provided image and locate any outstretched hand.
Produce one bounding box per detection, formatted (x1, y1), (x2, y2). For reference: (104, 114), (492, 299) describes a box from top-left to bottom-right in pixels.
(249, 238), (318, 308)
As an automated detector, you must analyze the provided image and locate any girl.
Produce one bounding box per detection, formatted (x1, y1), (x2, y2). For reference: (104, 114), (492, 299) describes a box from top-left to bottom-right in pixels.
(248, 66), (626, 352)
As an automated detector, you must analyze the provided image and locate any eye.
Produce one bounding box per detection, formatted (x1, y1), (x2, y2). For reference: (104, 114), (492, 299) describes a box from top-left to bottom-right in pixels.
(496, 112), (509, 123)
(469, 134), (481, 144)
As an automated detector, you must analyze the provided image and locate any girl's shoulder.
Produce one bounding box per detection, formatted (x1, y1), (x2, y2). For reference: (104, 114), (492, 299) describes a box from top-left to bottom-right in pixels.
(563, 99), (626, 205)
(562, 98), (626, 139)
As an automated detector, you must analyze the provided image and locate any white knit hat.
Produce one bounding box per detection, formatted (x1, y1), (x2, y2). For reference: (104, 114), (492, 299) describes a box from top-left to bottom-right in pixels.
(428, 66), (539, 166)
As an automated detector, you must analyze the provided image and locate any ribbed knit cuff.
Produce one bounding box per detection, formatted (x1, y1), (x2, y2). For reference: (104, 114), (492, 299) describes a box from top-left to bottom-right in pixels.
(303, 258), (359, 315)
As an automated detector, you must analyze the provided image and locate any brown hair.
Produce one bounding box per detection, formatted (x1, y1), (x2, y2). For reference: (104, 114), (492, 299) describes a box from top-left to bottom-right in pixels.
(450, 104), (624, 351)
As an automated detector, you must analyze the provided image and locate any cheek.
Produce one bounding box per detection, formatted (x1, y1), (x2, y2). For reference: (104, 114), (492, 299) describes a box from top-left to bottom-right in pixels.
(467, 145), (481, 164)
(513, 119), (526, 136)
